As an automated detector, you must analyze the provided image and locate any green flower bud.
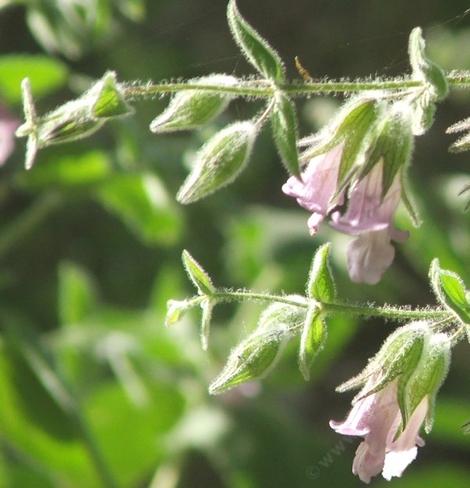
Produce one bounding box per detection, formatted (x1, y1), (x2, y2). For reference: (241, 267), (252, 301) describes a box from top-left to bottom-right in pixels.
(16, 72), (132, 169)
(150, 74), (238, 133)
(177, 120), (257, 204)
(209, 302), (305, 394)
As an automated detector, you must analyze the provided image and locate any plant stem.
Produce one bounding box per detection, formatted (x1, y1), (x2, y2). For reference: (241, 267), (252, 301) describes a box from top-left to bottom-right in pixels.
(72, 409), (119, 488)
(0, 192), (62, 259)
(211, 288), (450, 321)
(121, 71), (470, 101)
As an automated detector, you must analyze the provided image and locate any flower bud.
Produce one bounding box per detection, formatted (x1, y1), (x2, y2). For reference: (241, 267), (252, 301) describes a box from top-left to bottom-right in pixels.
(209, 302), (304, 394)
(150, 75), (238, 133)
(403, 332), (450, 431)
(16, 72), (132, 169)
(177, 120), (257, 204)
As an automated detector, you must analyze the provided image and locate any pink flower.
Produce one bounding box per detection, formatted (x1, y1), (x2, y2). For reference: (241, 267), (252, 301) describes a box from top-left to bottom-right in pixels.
(0, 104), (19, 166)
(330, 378), (428, 483)
(282, 144), (344, 235)
(283, 154), (408, 283)
(332, 162), (408, 284)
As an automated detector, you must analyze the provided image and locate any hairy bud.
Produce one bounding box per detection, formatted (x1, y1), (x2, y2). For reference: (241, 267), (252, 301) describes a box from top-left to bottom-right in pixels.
(150, 74), (238, 133)
(177, 120), (257, 204)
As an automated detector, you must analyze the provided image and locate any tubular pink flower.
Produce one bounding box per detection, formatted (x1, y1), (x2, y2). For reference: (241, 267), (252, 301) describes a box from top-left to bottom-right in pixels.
(282, 144), (343, 235)
(330, 161), (403, 235)
(331, 162), (408, 283)
(0, 105), (19, 166)
(346, 230), (397, 285)
(382, 397), (428, 481)
(330, 379), (429, 483)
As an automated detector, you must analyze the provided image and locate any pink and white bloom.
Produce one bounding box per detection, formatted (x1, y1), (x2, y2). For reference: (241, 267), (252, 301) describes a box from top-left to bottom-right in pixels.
(0, 104), (18, 166)
(330, 378), (428, 483)
(331, 161), (408, 284)
(283, 154), (408, 283)
(282, 144), (344, 235)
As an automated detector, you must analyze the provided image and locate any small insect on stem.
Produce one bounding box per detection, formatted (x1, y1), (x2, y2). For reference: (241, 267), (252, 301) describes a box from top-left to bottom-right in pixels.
(294, 56), (313, 82)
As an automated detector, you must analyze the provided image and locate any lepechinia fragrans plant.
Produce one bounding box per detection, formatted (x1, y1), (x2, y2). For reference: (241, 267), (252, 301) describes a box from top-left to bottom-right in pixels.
(13, 0), (470, 483)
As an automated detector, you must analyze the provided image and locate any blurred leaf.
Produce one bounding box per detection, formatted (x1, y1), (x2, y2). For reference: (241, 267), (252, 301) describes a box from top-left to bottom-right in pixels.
(431, 398), (470, 449)
(58, 262), (98, 325)
(26, 1), (112, 59)
(96, 173), (182, 246)
(85, 380), (185, 485)
(17, 151), (111, 191)
(0, 55), (68, 104)
(114, 0), (145, 21)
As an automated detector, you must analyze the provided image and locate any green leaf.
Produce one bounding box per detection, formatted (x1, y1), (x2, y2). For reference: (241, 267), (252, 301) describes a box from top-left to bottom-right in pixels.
(271, 91), (300, 176)
(96, 173), (182, 246)
(227, 0), (285, 82)
(298, 307), (326, 381)
(306, 243), (336, 303)
(58, 262), (98, 325)
(17, 150), (111, 190)
(0, 55), (68, 104)
(430, 259), (470, 328)
(409, 27), (448, 101)
(181, 250), (215, 296)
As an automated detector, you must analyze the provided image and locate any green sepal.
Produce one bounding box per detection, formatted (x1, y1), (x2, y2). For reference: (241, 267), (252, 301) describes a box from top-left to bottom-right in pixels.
(360, 105), (414, 197)
(298, 306), (326, 381)
(430, 259), (470, 330)
(306, 243), (336, 303)
(91, 71), (134, 119)
(227, 0), (285, 82)
(181, 250), (215, 296)
(400, 170), (421, 227)
(336, 322), (427, 395)
(177, 121), (257, 204)
(403, 333), (450, 432)
(271, 90), (300, 176)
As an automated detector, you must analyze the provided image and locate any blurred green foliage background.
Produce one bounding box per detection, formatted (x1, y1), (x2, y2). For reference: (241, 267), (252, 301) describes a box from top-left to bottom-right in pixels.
(0, 0), (469, 487)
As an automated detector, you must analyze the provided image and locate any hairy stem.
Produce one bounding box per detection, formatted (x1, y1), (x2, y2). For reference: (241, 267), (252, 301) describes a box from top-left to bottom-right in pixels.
(121, 71), (470, 101)
(211, 288), (450, 321)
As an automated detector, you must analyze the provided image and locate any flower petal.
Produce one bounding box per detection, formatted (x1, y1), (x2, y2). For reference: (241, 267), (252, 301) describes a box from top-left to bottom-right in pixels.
(382, 396), (428, 480)
(346, 230), (395, 284)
